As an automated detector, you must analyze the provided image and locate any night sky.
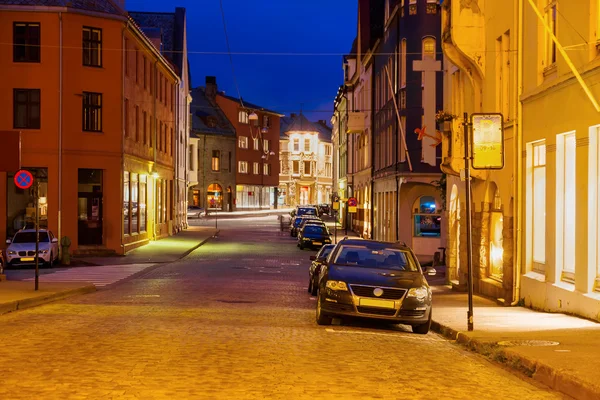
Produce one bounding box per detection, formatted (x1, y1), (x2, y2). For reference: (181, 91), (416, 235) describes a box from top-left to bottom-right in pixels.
(125, 0), (358, 123)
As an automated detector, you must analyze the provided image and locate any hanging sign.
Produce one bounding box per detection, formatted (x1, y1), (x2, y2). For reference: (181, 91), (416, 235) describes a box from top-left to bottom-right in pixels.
(14, 169), (34, 190)
(471, 113), (504, 169)
(348, 197), (357, 213)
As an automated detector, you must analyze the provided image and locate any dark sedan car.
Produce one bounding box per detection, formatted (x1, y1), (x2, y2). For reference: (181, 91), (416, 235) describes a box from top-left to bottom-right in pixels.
(298, 224), (332, 250)
(308, 244), (335, 295)
(315, 238), (436, 334)
(290, 215), (320, 237)
(318, 204), (331, 215)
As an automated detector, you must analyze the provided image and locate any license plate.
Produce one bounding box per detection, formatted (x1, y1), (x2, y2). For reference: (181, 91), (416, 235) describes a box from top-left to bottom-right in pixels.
(359, 298), (396, 309)
(21, 257), (34, 262)
(312, 242), (322, 246)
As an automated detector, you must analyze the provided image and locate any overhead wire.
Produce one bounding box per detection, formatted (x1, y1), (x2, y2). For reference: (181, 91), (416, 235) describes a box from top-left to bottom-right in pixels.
(218, 0), (244, 109)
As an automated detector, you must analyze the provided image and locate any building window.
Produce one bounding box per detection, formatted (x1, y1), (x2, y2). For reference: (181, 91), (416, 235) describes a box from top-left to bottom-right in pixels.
(83, 92), (102, 132)
(228, 151), (232, 172)
(413, 196), (441, 237)
(293, 138), (300, 152)
(239, 161), (248, 174)
(325, 162), (332, 177)
(253, 162), (260, 175)
(124, 99), (129, 137)
(263, 163), (270, 176)
(263, 115), (270, 127)
(131, 173), (139, 233)
(490, 189), (504, 279)
(263, 139), (270, 152)
(135, 105), (140, 141)
(13, 22), (40, 63)
(401, 39), (407, 88)
(544, 0), (557, 68)
(253, 137), (259, 150)
(239, 111), (249, 124)
(13, 88), (40, 129)
(528, 141), (546, 272)
(409, 0), (417, 15)
(422, 37), (436, 59)
(139, 175), (147, 231)
(143, 111), (147, 144)
(496, 31), (511, 121)
(212, 150), (220, 172)
(426, 0), (438, 14)
(304, 160), (311, 176)
(143, 56), (147, 90)
(135, 48), (139, 84)
(325, 145), (332, 156)
(293, 160), (300, 175)
(83, 27), (102, 67)
(304, 138), (311, 152)
(239, 136), (248, 149)
(123, 172), (130, 235)
(556, 132), (576, 281)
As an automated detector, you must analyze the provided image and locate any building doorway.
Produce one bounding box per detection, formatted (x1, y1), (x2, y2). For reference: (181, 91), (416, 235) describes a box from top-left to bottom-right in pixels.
(78, 169), (103, 246)
(299, 186), (310, 205)
(207, 183), (223, 210)
(227, 186), (233, 212)
(449, 184), (461, 284)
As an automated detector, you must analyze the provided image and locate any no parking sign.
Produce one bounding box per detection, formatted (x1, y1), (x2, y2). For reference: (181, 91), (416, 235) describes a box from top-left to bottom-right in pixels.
(14, 169), (33, 190)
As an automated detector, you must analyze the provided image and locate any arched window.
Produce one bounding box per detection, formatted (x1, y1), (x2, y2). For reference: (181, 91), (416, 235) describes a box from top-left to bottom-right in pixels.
(490, 188), (503, 278)
(413, 196), (441, 237)
(422, 37), (436, 59)
(207, 183), (223, 209)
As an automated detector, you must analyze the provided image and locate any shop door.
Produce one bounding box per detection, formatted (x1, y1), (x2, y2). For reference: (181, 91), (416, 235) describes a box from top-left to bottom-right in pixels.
(78, 193), (103, 245)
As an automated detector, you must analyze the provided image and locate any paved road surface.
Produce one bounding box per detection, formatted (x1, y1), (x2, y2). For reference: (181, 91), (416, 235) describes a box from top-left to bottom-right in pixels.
(0, 217), (568, 399)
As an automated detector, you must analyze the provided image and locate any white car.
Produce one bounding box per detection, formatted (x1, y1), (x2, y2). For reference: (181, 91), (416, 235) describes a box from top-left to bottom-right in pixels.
(5, 229), (59, 267)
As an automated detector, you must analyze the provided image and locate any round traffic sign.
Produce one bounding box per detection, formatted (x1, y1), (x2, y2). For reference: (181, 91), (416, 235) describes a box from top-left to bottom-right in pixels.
(348, 197), (358, 207)
(14, 169), (33, 190)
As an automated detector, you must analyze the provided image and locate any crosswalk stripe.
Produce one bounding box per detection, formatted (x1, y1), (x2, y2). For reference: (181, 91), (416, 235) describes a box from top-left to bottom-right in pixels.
(24, 263), (154, 287)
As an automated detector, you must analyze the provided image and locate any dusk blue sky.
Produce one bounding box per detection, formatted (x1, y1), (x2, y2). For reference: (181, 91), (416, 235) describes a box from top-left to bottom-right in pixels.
(125, 0), (358, 123)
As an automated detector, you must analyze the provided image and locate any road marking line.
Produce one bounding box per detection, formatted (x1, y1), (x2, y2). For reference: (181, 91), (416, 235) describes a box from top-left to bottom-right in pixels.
(127, 295), (160, 298)
(325, 328), (439, 339)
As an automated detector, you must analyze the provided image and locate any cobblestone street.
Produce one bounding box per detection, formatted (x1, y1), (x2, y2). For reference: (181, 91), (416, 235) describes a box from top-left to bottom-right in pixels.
(0, 217), (568, 399)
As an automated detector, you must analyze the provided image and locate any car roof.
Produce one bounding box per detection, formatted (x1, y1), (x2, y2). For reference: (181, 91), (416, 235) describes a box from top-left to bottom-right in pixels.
(336, 238), (411, 251)
(16, 229), (50, 233)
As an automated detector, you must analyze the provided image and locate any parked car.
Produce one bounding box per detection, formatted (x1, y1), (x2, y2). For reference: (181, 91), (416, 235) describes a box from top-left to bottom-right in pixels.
(318, 204), (331, 215)
(187, 206), (205, 219)
(5, 229), (60, 267)
(308, 244), (335, 295)
(314, 238), (436, 334)
(297, 217), (324, 232)
(291, 206), (319, 219)
(290, 215), (320, 237)
(297, 223), (332, 250)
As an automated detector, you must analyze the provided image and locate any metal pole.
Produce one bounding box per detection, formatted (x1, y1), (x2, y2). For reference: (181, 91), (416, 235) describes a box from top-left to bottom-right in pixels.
(334, 210), (338, 243)
(34, 180), (40, 291)
(464, 112), (474, 331)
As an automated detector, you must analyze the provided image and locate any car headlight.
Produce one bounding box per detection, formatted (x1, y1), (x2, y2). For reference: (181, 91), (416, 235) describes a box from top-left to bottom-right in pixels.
(7, 250), (16, 255)
(407, 286), (429, 300)
(326, 280), (348, 291)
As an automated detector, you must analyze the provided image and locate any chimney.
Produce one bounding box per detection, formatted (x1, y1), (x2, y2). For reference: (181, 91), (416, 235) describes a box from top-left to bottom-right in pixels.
(290, 113), (296, 118)
(318, 120), (328, 128)
(113, 0), (126, 10)
(205, 76), (217, 99)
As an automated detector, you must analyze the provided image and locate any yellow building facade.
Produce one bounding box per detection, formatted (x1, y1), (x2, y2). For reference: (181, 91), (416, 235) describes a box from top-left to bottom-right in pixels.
(443, 0), (600, 320)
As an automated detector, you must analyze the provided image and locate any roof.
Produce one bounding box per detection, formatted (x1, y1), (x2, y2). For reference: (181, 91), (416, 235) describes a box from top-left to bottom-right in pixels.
(280, 113), (332, 142)
(190, 87), (236, 137)
(0, 0), (125, 15)
(218, 93), (284, 117)
(338, 238), (410, 250)
(129, 8), (189, 81)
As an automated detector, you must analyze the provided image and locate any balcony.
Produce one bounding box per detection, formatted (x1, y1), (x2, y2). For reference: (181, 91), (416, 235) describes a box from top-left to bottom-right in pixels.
(347, 112), (366, 133)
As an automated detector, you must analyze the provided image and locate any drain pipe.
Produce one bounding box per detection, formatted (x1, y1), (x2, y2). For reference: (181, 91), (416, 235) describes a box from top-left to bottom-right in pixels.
(121, 28), (126, 252)
(58, 12), (63, 250)
(512, 0), (524, 306)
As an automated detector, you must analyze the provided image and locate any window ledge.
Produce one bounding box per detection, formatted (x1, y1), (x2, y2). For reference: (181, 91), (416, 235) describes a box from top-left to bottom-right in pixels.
(543, 63), (557, 79)
(552, 279), (575, 292)
(524, 270), (546, 283)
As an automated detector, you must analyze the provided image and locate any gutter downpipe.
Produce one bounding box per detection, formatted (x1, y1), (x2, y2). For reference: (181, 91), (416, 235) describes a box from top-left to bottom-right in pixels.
(396, 13), (400, 243)
(512, 0), (524, 305)
(370, 60), (376, 240)
(121, 27), (126, 252)
(58, 12), (63, 253)
(153, 59), (158, 241)
(174, 83), (178, 233)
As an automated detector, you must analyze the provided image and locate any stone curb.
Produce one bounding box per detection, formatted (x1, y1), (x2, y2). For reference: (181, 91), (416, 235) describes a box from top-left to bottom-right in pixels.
(0, 284), (96, 317)
(431, 320), (600, 400)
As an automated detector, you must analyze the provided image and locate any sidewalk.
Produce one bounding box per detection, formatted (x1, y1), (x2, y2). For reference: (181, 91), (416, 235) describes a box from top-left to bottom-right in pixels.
(431, 284), (600, 400)
(71, 225), (217, 266)
(0, 226), (217, 316)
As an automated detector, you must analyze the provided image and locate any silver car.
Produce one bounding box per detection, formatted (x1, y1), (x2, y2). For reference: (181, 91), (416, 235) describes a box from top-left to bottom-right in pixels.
(5, 229), (59, 267)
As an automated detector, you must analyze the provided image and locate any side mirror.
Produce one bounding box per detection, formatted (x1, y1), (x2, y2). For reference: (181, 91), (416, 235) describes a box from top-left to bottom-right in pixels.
(310, 256), (316, 261)
(425, 267), (437, 276)
(51, 238), (58, 243)
(5, 239), (11, 244)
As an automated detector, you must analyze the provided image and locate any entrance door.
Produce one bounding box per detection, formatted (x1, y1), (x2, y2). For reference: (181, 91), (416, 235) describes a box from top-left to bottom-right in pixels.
(78, 169), (103, 246)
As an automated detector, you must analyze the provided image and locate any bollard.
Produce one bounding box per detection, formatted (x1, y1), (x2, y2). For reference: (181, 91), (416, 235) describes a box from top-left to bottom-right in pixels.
(60, 236), (71, 266)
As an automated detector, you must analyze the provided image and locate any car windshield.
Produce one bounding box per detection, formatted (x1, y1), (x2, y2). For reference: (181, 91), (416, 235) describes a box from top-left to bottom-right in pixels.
(297, 208), (317, 216)
(303, 225), (328, 235)
(294, 217), (304, 226)
(13, 232), (50, 243)
(318, 245), (334, 259)
(333, 245), (418, 271)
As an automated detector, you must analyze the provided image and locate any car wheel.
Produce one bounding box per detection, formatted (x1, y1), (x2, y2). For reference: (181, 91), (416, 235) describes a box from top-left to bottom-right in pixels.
(45, 253), (53, 268)
(316, 292), (332, 325)
(299, 242), (304, 250)
(412, 311), (432, 335)
(310, 278), (318, 296)
(307, 277), (313, 293)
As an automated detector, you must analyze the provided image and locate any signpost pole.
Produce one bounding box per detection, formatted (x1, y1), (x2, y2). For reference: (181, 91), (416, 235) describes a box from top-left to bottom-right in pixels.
(464, 112), (474, 331)
(34, 180), (40, 291)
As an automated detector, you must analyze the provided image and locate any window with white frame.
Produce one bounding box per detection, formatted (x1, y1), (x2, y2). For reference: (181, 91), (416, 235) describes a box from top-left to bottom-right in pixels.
(590, 126), (600, 288)
(253, 162), (259, 175)
(304, 138), (311, 152)
(325, 162), (332, 177)
(401, 39), (407, 88)
(529, 141), (546, 272)
(253, 137), (259, 150)
(303, 160), (311, 176)
(263, 139), (269, 151)
(263, 163), (270, 176)
(292, 160), (300, 175)
(238, 136), (248, 149)
(238, 161), (248, 174)
(422, 37), (436, 60)
(263, 115), (270, 127)
(556, 132), (576, 280)
(325, 144), (332, 156)
(239, 110), (248, 124)
(293, 138), (300, 152)
(543, 0), (557, 68)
